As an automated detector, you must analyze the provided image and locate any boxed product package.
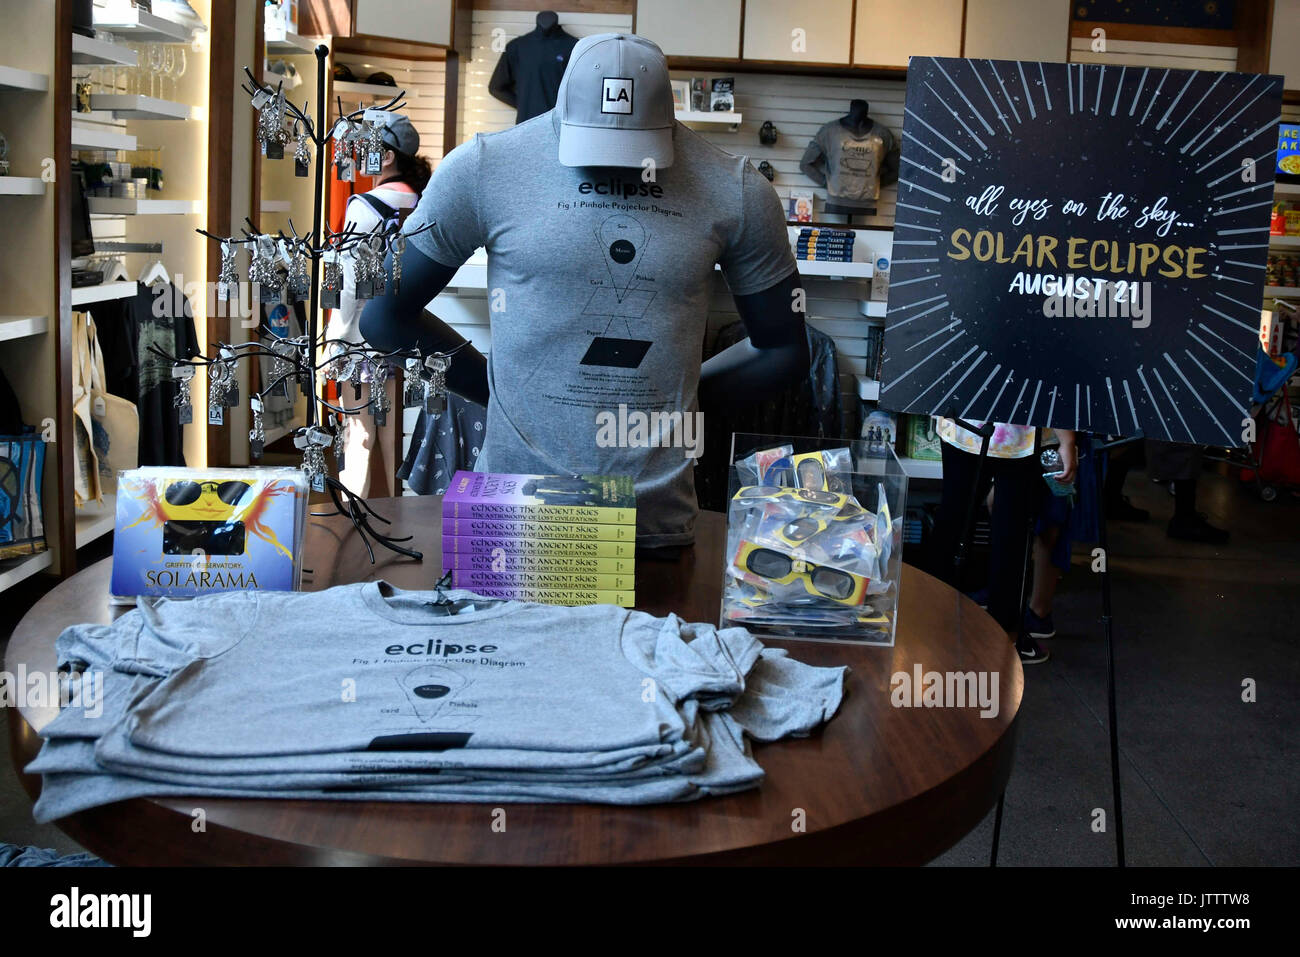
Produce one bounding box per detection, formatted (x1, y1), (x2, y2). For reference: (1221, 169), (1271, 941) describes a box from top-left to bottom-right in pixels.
(710, 77), (734, 112)
(109, 467), (310, 602)
(721, 434), (907, 646)
(903, 414), (943, 461)
(861, 410), (897, 458)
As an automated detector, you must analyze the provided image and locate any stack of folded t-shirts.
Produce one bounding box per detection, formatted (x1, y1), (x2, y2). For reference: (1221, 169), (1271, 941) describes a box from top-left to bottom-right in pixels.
(27, 581), (847, 821)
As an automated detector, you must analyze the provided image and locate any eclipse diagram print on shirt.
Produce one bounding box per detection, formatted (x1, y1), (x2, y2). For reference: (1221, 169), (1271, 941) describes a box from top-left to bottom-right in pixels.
(580, 214), (656, 369)
(399, 664), (475, 724)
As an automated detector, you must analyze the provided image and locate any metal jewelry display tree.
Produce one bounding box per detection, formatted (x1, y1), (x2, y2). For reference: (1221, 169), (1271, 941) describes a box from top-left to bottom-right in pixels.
(155, 45), (460, 563)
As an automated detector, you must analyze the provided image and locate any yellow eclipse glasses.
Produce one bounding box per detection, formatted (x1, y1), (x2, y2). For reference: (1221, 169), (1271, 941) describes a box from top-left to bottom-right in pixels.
(734, 540), (869, 605)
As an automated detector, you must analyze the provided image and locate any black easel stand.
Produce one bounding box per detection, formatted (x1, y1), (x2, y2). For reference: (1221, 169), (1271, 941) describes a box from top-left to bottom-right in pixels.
(938, 415), (1010, 866)
(1089, 433), (1143, 868)
(949, 416), (997, 586)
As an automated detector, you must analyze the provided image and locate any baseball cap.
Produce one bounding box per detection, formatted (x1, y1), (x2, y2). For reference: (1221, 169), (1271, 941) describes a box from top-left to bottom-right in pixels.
(556, 33), (674, 169)
(371, 111), (419, 156)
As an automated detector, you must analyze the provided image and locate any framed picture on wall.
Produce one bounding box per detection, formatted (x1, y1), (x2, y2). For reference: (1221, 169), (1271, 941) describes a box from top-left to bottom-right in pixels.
(670, 80), (689, 113)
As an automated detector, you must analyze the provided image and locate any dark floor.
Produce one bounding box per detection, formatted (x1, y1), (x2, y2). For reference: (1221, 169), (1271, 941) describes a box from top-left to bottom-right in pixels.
(2, 471), (1296, 865)
(934, 468), (1300, 866)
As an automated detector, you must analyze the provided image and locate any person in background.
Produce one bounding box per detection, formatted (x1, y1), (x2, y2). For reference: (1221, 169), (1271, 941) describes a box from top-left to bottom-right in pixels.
(927, 418), (1077, 664)
(324, 111), (431, 497)
(1024, 434), (1098, 643)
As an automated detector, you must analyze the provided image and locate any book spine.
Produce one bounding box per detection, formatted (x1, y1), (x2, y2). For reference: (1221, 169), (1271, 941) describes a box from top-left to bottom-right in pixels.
(462, 585), (636, 608)
(445, 551), (636, 574)
(442, 502), (636, 525)
(442, 518), (636, 541)
(442, 534), (636, 558)
(451, 569), (636, 590)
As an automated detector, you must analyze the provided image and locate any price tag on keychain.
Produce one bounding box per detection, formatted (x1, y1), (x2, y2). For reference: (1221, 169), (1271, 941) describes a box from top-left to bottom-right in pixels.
(363, 109), (388, 176)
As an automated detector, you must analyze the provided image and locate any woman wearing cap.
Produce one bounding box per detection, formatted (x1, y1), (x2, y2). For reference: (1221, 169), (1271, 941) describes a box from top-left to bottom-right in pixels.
(325, 111), (432, 497)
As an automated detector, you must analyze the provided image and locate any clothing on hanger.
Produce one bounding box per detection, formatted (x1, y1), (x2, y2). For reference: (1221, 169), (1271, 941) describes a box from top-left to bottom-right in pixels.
(799, 116), (899, 213)
(89, 281), (200, 467)
(488, 17), (579, 124)
(398, 393), (487, 495)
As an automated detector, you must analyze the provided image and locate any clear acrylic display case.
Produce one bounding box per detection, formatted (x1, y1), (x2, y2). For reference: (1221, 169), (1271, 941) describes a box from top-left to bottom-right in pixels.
(719, 433), (908, 646)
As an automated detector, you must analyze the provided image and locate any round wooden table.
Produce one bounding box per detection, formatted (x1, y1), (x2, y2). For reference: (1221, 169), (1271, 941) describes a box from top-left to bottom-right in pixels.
(6, 497), (1021, 865)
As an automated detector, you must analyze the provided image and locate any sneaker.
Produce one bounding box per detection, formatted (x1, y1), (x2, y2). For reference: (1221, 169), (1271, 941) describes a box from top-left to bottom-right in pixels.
(965, 587), (989, 609)
(1024, 607), (1056, 639)
(1016, 632), (1050, 665)
(1107, 496), (1150, 522)
(1167, 513), (1230, 544)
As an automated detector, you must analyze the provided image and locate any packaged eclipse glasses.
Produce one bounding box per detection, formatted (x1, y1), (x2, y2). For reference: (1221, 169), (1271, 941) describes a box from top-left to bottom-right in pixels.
(722, 443), (903, 644)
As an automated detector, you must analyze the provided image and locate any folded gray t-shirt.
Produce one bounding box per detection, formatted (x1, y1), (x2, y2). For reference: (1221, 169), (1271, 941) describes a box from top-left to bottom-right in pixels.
(30, 583), (846, 821)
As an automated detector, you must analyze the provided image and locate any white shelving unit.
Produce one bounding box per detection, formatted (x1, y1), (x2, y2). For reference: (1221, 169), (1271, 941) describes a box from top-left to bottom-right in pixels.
(858, 300), (888, 318)
(1264, 285), (1300, 299)
(0, 177), (46, 195)
(93, 7), (193, 44)
(333, 80), (408, 98)
(74, 494), (116, 548)
(675, 109), (743, 130)
(71, 33), (139, 67)
(88, 198), (202, 216)
(88, 93), (193, 121)
(71, 280), (137, 307)
(797, 259), (873, 279)
(0, 315), (49, 342)
(855, 374), (880, 401)
(1269, 235), (1300, 249)
(0, 63), (49, 92)
(0, 551), (54, 593)
(72, 121), (137, 151)
(1274, 182), (1300, 197)
(267, 32), (316, 54)
(260, 199), (291, 213)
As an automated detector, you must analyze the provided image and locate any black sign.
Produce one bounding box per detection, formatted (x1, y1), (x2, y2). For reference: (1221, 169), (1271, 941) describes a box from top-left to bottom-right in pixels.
(881, 57), (1282, 445)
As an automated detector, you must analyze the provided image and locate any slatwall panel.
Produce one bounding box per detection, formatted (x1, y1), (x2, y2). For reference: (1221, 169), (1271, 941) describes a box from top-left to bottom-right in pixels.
(332, 52), (447, 165)
(457, 10), (634, 142)
(670, 72), (905, 231)
(1068, 37), (1239, 72)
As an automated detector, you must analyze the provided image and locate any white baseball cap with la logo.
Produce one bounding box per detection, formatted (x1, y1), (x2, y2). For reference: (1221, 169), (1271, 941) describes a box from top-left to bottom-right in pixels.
(556, 33), (675, 169)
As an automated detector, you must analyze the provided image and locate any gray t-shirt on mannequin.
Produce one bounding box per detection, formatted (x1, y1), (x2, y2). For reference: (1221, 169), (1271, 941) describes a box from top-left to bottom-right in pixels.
(404, 114), (797, 546)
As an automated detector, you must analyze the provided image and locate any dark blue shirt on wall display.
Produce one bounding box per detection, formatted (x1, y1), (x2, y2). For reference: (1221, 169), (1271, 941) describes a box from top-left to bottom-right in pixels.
(880, 57), (1283, 447)
(488, 22), (579, 124)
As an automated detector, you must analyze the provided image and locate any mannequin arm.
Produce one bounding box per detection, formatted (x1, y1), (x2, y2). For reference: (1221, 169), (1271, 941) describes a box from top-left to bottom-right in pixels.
(359, 243), (490, 406)
(881, 136), (900, 187)
(699, 271), (810, 415)
(487, 51), (517, 108)
(798, 139), (828, 186)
